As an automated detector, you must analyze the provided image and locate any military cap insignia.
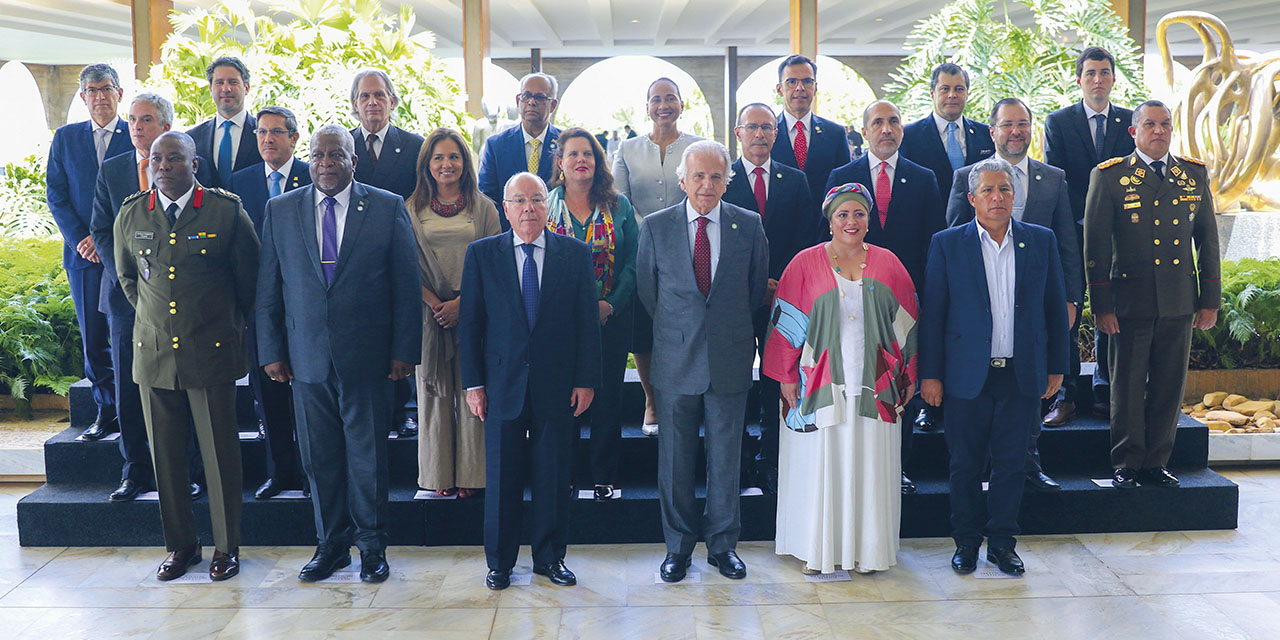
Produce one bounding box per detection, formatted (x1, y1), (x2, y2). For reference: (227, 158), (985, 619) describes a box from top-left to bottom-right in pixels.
(1097, 157), (1124, 170)
(1181, 156), (1207, 166)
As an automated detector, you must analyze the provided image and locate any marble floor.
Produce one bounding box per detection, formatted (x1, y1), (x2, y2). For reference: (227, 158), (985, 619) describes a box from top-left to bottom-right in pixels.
(2, 467), (1279, 639)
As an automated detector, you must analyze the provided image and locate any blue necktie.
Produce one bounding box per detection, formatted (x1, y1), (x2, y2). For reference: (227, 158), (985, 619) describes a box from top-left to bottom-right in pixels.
(218, 120), (234, 185)
(268, 170), (282, 198)
(321, 197), (338, 285)
(945, 121), (964, 171)
(521, 243), (539, 328)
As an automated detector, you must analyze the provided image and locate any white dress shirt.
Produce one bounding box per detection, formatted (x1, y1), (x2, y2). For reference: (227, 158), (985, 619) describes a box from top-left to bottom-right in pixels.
(522, 125), (550, 167)
(782, 111), (814, 150)
(742, 156), (772, 196)
(685, 200), (722, 282)
(1010, 155), (1030, 221)
(1083, 101), (1110, 138)
(933, 112), (966, 157)
(360, 122), (391, 159)
(214, 109), (249, 172)
(156, 184), (195, 222)
(91, 119), (118, 164)
(977, 220), (1016, 358)
(265, 158), (293, 184)
(1135, 148), (1171, 170)
(314, 182), (352, 254)
(512, 229), (546, 287)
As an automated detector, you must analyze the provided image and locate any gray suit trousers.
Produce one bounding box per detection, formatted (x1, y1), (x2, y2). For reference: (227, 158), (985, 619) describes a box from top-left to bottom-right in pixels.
(656, 389), (747, 556)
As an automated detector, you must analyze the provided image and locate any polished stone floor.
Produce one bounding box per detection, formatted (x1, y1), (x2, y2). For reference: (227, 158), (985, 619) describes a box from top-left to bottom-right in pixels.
(2, 467), (1279, 639)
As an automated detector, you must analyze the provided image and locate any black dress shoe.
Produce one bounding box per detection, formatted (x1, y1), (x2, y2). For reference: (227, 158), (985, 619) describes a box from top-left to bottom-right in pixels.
(1025, 472), (1062, 492)
(914, 406), (940, 432)
(1138, 467), (1180, 488)
(1112, 467), (1139, 489)
(80, 417), (119, 441)
(255, 478), (283, 500)
(1092, 399), (1111, 418)
(298, 545), (352, 582)
(359, 549), (390, 583)
(901, 473), (918, 495)
(109, 478), (146, 502)
(707, 550), (746, 579)
(533, 559), (576, 586)
(486, 568), (511, 590)
(987, 547), (1025, 574)
(659, 553), (692, 583)
(951, 545), (978, 573)
(397, 416), (418, 439)
(190, 482), (203, 499)
(593, 485), (615, 501)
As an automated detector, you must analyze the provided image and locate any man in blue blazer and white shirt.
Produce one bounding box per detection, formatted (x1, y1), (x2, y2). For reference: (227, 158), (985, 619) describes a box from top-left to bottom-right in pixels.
(770, 55), (851, 213)
(637, 141), (769, 584)
(1044, 47), (1135, 422)
(188, 57), (261, 188)
(723, 102), (813, 492)
(479, 72), (562, 230)
(459, 172), (601, 591)
(920, 157), (1068, 576)
(825, 99), (945, 495)
(229, 105), (311, 501)
(47, 63), (132, 441)
(946, 98), (1082, 494)
(255, 125), (422, 584)
(899, 62), (995, 205)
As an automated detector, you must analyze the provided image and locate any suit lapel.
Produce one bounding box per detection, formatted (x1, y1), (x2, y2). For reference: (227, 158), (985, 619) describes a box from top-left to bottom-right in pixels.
(286, 158), (308, 192)
(105, 118), (131, 159)
(963, 118), (989, 163)
(235, 114), (257, 169)
(535, 232), (564, 328)
(497, 231), (530, 332)
(772, 114), (798, 166)
(332, 183), (370, 286)
(377, 126), (401, 182)
(296, 185), (326, 285)
(538, 127), (559, 182)
(1103, 105), (1128, 157)
(1012, 219), (1028, 309)
(708, 205), (739, 297)
(1071, 103), (1098, 160)
(1023, 161), (1046, 225)
(962, 221), (991, 309)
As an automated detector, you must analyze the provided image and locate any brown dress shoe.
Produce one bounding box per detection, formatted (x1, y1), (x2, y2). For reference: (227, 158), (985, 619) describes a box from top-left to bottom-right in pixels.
(209, 548), (240, 581)
(156, 543), (202, 581)
(1042, 399), (1076, 427)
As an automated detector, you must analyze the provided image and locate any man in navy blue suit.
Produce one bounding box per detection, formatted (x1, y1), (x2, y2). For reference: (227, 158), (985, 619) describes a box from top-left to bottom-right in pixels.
(47, 63), (132, 442)
(187, 57), (261, 188)
(1044, 47), (1135, 423)
(229, 106), (310, 501)
(460, 172), (601, 591)
(770, 55), (851, 212)
(723, 103), (813, 492)
(825, 99), (945, 495)
(478, 73), (563, 230)
(256, 125), (422, 584)
(920, 157), (1067, 576)
(347, 69), (425, 439)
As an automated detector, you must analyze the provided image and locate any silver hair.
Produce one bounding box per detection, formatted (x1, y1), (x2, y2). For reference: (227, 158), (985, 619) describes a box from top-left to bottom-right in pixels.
(255, 106), (299, 134)
(967, 156), (1017, 197)
(130, 92), (174, 127)
(519, 72), (559, 99)
(349, 69), (399, 119)
(310, 124), (356, 156)
(676, 140), (735, 185)
(79, 64), (120, 92)
(503, 171), (549, 200)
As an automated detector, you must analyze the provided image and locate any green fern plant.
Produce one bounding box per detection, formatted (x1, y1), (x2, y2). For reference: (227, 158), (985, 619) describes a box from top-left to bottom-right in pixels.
(1190, 258), (1280, 370)
(0, 146), (59, 239)
(0, 238), (81, 418)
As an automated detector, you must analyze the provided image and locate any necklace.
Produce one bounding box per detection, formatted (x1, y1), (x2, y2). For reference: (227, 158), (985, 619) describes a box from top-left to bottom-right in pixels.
(430, 194), (466, 217)
(827, 242), (868, 274)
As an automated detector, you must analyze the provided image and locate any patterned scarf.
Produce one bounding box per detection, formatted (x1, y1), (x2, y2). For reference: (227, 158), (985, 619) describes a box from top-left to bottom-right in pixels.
(547, 196), (615, 299)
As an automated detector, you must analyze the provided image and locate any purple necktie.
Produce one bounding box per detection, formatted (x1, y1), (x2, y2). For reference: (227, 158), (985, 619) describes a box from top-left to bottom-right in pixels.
(321, 196), (338, 284)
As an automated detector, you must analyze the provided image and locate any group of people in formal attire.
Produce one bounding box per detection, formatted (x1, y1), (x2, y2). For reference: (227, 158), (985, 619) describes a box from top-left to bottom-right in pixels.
(44, 46), (1219, 587)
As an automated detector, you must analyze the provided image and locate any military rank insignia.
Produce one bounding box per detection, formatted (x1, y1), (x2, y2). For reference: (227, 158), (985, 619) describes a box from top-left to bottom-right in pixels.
(187, 232), (218, 240)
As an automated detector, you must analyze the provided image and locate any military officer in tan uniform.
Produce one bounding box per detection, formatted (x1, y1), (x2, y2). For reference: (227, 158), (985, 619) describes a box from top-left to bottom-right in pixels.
(114, 131), (259, 581)
(1084, 100), (1220, 490)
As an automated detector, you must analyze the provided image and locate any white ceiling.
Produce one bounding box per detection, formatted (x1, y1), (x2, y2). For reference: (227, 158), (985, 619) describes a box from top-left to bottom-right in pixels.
(1, 0), (1276, 65)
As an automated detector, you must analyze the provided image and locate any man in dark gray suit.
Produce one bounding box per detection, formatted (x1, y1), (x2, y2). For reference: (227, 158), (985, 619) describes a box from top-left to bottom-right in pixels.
(637, 140), (769, 583)
(255, 124), (422, 583)
(945, 98), (1081, 493)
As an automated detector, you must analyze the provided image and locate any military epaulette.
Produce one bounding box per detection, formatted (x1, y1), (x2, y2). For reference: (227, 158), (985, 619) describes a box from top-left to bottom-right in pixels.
(204, 187), (242, 202)
(1179, 155), (1206, 166)
(121, 190), (150, 205)
(1096, 157), (1124, 170)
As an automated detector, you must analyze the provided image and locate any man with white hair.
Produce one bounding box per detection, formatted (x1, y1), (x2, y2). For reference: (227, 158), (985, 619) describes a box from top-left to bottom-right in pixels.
(478, 72), (562, 227)
(636, 140), (769, 583)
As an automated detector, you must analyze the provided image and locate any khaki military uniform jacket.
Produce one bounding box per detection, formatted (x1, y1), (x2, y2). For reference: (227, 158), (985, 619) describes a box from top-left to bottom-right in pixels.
(1083, 152), (1221, 319)
(114, 184), (260, 390)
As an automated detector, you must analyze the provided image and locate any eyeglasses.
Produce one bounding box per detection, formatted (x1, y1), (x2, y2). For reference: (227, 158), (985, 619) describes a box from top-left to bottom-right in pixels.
(518, 92), (554, 105)
(504, 196), (548, 207)
(736, 123), (777, 134)
(83, 86), (118, 96)
(994, 121), (1032, 131)
(783, 78), (816, 88)
(255, 128), (293, 137)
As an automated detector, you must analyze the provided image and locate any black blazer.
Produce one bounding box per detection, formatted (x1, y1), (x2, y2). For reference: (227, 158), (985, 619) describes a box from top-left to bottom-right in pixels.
(723, 159), (815, 280)
(188, 114), (262, 188)
(1044, 101), (1135, 223)
(824, 154), (943, 293)
(228, 158), (312, 235)
(770, 112), (852, 209)
(899, 114), (994, 199)
(350, 124), (425, 201)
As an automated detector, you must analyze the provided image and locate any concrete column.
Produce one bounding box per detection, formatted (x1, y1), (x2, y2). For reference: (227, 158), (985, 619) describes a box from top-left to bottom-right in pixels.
(18, 62), (85, 129)
(130, 0), (173, 81)
(530, 49), (543, 74)
(1110, 0), (1147, 57)
(462, 0), (489, 119)
(725, 46), (739, 156)
(790, 0), (817, 59)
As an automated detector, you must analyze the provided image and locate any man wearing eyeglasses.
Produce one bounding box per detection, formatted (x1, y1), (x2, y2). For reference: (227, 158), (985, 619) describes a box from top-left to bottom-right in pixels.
(945, 98), (1082, 495)
(478, 72), (562, 229)
(723, 103), (812, 493)
(229, 106), (311, 500)
(349, 69), (425, 203)
(770, 55), (851, 217)
(188, 57), (261, 188)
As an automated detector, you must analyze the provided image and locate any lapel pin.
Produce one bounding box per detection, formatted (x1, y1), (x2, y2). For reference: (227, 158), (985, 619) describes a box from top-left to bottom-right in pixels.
(776, 173), (782, 179)
(900, 177), (906, 183)
(357, 202), (364, 211)
(814, 125), (822, 134)
(731, 223), (738, 229)
(1115, 117), (1121, 123)
(1018, 242), (1025, 248)
(395, 148), (401, 153)
(1035, 174), (1042, 180)
(115, 128), (122, 133)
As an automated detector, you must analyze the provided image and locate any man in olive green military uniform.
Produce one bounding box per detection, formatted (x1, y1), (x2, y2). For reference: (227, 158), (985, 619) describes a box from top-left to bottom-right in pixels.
(114, 131), (259, 581)
(1084, 100), (1220, 490)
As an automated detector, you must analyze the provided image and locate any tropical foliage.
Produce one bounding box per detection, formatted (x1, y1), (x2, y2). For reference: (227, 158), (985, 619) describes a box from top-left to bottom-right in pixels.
(1191, 258), (1280, 370)
(0, 238), (82, 418)
(0, 147), (59, 239)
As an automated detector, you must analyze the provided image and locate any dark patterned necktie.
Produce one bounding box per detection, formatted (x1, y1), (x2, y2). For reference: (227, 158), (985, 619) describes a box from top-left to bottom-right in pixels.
(693, 216), (711, 297)
(521, 243), (539, 327)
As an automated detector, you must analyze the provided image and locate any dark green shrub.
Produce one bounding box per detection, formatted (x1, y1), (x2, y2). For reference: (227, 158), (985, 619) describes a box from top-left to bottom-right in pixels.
(0, 237), (82, 418)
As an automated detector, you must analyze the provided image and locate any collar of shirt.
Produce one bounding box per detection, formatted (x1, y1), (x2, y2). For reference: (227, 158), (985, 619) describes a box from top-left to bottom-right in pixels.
(976, 218), (1014, 250)
(869, 150), (899, 173)
(522, 125), (549, 147)
(1135, 149), (1171, 168)
(265, 159), (293, 183)
(1082, 101), (1110, 122)
(135, 149), (147, 165)
(157, 184), (196, 217)
(685, 199), (722, 226)
(741, 156), (771, 176)
(315, 182), (353, 211)
(216, 109), (248, 131)
(782, 110), (813, 134)
(934, 112), (964, 138)
(360, 122), (391, 142)
(512, 229), (548, 251)
(91, 119), (116, 136)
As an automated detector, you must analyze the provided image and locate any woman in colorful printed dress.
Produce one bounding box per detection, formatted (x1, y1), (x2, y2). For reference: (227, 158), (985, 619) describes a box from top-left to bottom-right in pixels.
(762, 182), (919, 574)
(408, 128), (502, 498)
(548, 128), (639, 500)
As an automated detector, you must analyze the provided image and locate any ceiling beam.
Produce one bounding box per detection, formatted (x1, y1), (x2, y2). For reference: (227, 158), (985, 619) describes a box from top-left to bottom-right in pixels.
(654, 0), (691, 47)
(498, 0), (562, 48)
(703, 0), (768, 45)
(586, 0), (614, 47)
(0, 18), (132, 48)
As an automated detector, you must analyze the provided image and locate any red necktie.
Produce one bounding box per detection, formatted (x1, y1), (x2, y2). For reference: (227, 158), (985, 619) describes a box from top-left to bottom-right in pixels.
(793, 121), (807, 171)
(875, 161), (892, 228)
(752, 167), (767, 219)
(693, 216), (711, 297)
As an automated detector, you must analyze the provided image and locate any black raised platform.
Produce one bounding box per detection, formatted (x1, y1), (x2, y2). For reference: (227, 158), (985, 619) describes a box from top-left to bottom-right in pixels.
(19, 367), (1238, 546)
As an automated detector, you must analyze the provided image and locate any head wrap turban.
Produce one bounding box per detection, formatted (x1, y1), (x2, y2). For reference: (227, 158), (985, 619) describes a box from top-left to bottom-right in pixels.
(821, 182), (873, 220)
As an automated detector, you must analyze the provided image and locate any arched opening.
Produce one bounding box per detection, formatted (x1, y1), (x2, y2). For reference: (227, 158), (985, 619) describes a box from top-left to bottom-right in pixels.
(735, 55), (876, 131)
(0, 61), (50, 165)
(554, 56), (715, 143)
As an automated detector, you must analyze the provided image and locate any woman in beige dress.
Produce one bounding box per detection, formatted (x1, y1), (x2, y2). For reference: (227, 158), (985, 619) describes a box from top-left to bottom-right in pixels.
(408, 128), (502, 497)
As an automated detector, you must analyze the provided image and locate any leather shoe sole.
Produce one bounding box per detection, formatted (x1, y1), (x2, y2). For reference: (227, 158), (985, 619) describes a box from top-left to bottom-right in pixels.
(298, 553), (351, 582)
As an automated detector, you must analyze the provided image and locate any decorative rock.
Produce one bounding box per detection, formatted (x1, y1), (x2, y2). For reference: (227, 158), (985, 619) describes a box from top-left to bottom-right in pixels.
(1226, 428), (1247, 434)
(1257, 410), (1278, 420)
(1223, 394), (1249, 409)
(1206, 421), (1233, 431)
(1204, 392), (1229, 407)
(1231, 400), (1274, 416)
(1205, 410), (1250, 425)
(1193, 402), (1207, 412)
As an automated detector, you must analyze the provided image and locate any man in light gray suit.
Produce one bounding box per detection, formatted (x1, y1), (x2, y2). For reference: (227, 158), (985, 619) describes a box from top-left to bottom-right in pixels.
(945, 97), (1082, 493)
(636, 140), (769, 583)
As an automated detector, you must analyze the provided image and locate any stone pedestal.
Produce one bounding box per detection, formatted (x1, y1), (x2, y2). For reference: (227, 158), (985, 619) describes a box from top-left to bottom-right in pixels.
(1216, 211), (1280, 261)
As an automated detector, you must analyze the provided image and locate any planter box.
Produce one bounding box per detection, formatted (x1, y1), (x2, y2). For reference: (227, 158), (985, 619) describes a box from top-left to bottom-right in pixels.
(0, 393), (70, 411)
(1209, 432), (1280, 464)
(1183, 368), (1280, 403)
